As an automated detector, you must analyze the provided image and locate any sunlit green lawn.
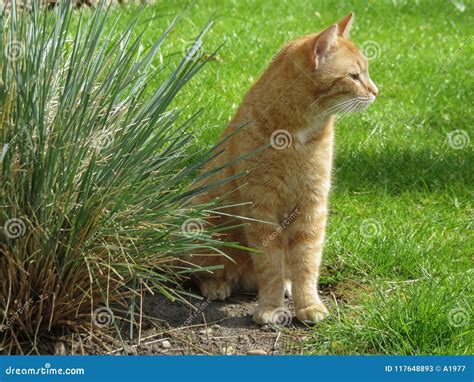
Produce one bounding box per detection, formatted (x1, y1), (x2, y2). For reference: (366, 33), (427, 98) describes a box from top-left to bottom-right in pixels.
(110, 0), (472, 354)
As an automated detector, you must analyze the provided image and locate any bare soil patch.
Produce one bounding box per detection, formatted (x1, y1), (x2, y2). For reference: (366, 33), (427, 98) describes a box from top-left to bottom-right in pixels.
(103, 291), (316, 355)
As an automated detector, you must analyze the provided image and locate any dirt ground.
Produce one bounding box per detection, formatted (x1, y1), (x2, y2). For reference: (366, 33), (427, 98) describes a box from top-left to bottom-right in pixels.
(103, 291), (316, 355)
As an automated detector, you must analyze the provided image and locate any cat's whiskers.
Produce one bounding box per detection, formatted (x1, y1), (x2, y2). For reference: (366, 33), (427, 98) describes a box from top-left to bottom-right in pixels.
(319, 97), (359, 118)
(326, 97), (359, 112)
(310, 93), (351, 110)
(335, 99), (358, 115)
(354, 97), (372, 112)
(316, 97), (355, 114)
(337, 99), (361, 120)
(336, 107), (353, 121)
(337, 95), (373, 119)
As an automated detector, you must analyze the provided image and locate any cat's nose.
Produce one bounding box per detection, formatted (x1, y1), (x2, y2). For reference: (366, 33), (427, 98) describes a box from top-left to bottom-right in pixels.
(368, 80), (378, 97)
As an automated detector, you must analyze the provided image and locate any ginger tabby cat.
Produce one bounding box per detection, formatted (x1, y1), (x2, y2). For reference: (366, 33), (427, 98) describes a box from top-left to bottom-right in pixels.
(188, 13), (378, 324)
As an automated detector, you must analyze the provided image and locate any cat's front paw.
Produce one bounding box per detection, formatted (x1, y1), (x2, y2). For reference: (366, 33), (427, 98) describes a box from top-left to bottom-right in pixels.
(253, 305), (290, 325)
(284, 280), (292, 298)
(296, 303), (329, 323)
(197, 279), (232, 301)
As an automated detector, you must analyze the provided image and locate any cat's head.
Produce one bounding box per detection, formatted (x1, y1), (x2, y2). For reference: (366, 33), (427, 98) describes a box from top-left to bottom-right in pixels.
(287, 13), (378, 116)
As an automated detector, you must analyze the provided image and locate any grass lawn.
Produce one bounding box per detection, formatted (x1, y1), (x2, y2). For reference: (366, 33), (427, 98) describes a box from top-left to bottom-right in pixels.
(107, 0), (472, 354)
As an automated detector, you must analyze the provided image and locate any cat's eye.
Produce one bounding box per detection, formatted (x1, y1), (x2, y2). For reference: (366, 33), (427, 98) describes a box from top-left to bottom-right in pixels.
(349, 73), (360, 81)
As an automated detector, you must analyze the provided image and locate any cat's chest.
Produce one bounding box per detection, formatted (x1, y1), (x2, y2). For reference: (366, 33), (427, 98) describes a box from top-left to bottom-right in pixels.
(273, 140), (333, 203)
(291, 122), (334, 173)
(294, 116), (333, 146)
(285, 121), (334, 197)
(286, 146), (332, 181)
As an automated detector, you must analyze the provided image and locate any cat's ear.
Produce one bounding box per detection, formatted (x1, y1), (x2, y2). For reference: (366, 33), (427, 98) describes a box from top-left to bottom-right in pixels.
(313, 24), (338, 69)
(336, 12), (354, 38)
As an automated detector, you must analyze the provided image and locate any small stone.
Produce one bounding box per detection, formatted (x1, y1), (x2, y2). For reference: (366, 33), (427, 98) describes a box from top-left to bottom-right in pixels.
(246, 349), (267, 355)
(54, 342), (66, 355)
(221, 345), (234, 355)
(71, 341), (83, 355)
(161, 340), (171, 349)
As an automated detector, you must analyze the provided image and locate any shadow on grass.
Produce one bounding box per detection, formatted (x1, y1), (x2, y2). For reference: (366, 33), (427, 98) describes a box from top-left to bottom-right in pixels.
(334, 148), (473, 194)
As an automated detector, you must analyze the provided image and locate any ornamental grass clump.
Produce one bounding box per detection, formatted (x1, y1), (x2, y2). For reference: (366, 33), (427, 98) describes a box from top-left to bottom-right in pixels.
(0, 1), (233, 354)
